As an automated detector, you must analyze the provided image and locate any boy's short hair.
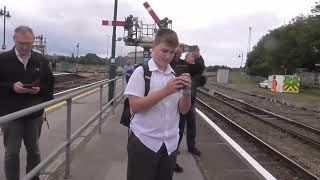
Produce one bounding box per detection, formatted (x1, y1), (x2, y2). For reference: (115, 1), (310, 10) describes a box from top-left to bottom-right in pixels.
(154, 28), (179, 48)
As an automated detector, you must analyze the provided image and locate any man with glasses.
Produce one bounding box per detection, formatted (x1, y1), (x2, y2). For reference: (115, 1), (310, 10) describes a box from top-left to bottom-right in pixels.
(0, 25), (54, 180)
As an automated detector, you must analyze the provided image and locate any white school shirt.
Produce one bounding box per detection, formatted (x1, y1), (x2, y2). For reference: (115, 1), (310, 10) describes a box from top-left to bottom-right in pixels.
(124, 59), (181, 155)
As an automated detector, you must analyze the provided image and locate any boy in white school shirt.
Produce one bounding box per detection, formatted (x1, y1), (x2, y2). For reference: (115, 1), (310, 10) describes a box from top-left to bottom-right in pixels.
(124, 28), (192, 180)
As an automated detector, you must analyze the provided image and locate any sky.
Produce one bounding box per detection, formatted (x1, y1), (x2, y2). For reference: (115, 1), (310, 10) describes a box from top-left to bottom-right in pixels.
(0, 0), (317, 67)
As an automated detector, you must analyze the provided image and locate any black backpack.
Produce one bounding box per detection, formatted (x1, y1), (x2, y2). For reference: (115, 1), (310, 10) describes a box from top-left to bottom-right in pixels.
(120, 65), (152, 127)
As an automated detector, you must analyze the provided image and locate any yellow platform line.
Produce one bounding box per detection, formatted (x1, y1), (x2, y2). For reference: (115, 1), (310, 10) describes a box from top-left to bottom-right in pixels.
(45, 87), (100, 112)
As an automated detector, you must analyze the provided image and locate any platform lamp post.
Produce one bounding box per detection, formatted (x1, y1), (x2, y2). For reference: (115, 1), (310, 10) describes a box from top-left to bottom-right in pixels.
(76, 43), (79, 73)
(0, 6), (11, 50)
(108, 0), (118, 102)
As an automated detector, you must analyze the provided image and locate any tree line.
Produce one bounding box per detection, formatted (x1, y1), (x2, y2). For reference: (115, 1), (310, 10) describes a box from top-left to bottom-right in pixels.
(48, 53), (128, 67)
(246, 1), (320, 77)
(206, 65), (231, 72)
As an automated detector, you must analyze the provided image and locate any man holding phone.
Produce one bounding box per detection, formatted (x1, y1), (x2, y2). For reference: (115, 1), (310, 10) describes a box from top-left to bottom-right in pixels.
(183, 46), (205, 156)
(0, 26), (54, 180)
(170, 43), (189, 173)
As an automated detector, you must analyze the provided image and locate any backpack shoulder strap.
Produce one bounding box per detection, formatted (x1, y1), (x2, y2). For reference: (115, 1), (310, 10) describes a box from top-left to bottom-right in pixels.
(142, 65), (152, 96)
(141, 64), (175, 96)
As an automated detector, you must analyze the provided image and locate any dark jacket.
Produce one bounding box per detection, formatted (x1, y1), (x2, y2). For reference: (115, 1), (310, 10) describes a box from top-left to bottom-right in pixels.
(188, 55), (205, 103)
(188, 55), (205, 78)
(170, 55), (205, 103)
(170, 57), (189, 76)
(0, 48), (54, 119)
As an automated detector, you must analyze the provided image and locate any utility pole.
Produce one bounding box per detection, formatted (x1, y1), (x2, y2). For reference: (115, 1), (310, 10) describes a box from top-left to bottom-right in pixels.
(0, 6), (11, 50)
(108, 0), (118, 102)
(239, 52), (244, 71)
(248, 26), (252, 54)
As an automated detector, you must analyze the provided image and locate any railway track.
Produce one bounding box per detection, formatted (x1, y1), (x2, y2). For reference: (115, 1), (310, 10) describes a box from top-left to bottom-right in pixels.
(200, 87), (320, 148)
(197, 87), (320, 179)
(205, 83), (320, 129)
(54, 75), (107, 93)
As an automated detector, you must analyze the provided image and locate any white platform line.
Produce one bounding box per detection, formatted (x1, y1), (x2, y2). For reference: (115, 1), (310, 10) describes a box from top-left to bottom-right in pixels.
(196, 108), (277, 180)
(53, 73), (71, 76)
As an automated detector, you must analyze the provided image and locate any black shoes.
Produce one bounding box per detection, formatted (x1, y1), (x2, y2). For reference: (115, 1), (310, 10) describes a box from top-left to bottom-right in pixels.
(188, 147), (201, 156)
(174, 163), (183, 173)
(174, 148), (201, 174)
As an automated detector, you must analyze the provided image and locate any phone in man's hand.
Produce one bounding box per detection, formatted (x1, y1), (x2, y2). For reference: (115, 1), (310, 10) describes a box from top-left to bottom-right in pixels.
(182, 45), (198, 52)
(23, 80), (40, 89)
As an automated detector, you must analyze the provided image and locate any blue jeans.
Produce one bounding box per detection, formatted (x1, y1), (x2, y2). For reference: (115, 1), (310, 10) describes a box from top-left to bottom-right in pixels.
(2, 115), (43, 180)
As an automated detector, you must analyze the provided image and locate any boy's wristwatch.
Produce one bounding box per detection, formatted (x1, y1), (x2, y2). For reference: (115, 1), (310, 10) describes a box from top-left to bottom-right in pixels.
(182, 89), (191, 96)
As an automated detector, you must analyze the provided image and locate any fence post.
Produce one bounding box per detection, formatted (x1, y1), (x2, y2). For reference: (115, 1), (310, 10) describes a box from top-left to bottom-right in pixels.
(64, 98), (72, 179)
(99, 84), (103, 134)
(122, 76), (125, 92)
(121, 77), (125, 104)
(112, 79), (116, 115)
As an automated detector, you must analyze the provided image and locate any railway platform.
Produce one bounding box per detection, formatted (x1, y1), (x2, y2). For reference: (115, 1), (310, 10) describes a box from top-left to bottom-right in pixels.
(0, 77), (274, 180)
(52, 97), (268, 180)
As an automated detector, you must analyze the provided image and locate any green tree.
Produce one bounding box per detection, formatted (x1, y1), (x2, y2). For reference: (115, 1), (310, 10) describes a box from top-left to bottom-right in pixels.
(206, 65), (231, 72)
(311, 1), (320, 14)
(246, 1), (320, 77)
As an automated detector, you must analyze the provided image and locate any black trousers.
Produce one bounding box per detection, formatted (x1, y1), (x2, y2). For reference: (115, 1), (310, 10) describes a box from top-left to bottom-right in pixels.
(127, 133), (177, 180)
(2, 115), (43, 180)
(178, 102), (196, 150)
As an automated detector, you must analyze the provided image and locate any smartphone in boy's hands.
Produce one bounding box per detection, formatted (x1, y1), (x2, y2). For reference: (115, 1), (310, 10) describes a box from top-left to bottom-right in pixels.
(177, 74), (190, 90)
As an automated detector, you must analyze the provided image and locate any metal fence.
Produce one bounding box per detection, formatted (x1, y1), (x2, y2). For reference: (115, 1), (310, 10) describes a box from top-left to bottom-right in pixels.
(0, 76), (125, 180)
(296, 72), (320, 88)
